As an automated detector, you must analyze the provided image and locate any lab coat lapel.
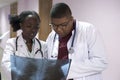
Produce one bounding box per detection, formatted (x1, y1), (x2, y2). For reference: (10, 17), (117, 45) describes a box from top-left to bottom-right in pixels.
(17, 35), (29, 56)
(33, 39), (40, 56)
(50, 33), (59, 59)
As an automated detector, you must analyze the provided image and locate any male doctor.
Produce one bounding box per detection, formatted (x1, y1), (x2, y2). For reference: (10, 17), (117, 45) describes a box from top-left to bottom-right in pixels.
(46, 3), (108, 80)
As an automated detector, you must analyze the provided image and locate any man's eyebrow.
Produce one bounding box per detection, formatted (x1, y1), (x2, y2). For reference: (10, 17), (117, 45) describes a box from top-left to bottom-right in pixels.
(51, 21), (68, 25)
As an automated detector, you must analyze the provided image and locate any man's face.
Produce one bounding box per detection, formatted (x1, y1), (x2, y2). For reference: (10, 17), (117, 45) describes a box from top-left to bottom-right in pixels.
(50, 17), (73, 38)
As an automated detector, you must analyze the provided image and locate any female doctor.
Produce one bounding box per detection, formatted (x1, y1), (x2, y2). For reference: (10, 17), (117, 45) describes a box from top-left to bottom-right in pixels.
(1, 11), (47, 80)
(46, 3), (108, 80)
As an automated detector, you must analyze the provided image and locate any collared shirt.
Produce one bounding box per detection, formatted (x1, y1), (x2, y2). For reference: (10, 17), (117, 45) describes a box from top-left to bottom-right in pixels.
(58, 32), (72, 59)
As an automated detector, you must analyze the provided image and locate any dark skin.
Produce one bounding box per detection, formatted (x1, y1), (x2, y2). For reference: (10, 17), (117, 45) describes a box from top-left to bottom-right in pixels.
(20, 15), (40, 52)
(51, 16), (74, 38)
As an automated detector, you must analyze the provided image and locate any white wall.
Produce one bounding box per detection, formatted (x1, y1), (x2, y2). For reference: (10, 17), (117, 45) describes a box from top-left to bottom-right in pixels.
(0, 6), (10, 49)
(53, 0), (120, 80)
(18, 0), (39, 14)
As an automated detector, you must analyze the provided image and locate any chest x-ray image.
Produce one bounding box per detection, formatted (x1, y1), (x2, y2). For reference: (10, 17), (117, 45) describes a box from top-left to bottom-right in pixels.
(10, 55), (71, 80)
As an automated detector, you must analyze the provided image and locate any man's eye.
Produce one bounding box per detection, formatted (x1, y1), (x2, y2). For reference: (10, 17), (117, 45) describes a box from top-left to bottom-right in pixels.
(61, 24), (67, 27)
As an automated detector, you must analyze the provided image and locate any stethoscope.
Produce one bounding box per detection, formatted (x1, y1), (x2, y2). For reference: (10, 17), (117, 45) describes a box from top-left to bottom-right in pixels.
(51, 21), (76, 58)
(14, 36), (43, 57)
(68, 25), (76, 54)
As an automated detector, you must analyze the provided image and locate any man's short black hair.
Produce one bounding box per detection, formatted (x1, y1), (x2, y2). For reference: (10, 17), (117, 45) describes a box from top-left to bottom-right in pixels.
(50, 3), (72, 18)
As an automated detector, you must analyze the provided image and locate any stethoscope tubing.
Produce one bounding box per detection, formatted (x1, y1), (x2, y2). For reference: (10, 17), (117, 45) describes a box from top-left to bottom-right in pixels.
(70, 25), (76, 48)
(15, 36), (43, 57)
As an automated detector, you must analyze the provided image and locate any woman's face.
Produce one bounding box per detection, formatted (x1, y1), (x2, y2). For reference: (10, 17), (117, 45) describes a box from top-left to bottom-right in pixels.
(21, 15), (40, 40)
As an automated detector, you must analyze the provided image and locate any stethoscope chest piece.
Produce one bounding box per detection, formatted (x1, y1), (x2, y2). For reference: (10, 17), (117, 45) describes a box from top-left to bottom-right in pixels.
(69, 47), (74, 54)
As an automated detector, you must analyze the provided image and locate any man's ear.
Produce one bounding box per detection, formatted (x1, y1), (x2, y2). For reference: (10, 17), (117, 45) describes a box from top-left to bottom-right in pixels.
(70, 16), (74, 20)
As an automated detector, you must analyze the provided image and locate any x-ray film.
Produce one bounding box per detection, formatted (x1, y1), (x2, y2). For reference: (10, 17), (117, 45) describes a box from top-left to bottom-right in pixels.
(10, 55), (71, 80)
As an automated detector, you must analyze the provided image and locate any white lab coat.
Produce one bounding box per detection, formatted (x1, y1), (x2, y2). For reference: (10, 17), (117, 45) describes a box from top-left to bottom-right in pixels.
(46, 20), (108, 80)
(0, 47), (3, 74)
(1, 34), (47, 80)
